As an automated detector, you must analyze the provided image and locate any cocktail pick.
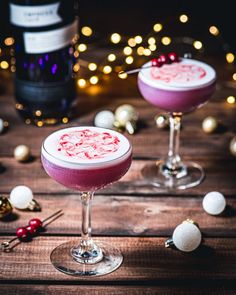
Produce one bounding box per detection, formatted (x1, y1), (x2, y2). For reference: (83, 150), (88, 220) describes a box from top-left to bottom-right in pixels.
(119, 65), (152, 76)
(118, 52), (179, 76)
(1, 209), (63, 252)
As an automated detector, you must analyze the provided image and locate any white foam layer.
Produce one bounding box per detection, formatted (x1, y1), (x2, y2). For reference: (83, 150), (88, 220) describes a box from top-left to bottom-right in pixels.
(42, 126), (132, 169)
(138, 58), (216, 91)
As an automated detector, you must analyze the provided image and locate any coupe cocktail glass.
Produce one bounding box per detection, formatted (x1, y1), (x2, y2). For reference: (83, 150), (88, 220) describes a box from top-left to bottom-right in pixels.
(138, 58), (216, 189)
(41, 126), (132, 276)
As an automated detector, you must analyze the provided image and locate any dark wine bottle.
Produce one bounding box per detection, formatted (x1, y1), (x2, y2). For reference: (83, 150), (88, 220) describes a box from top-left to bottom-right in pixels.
(9, 0), (79, 125)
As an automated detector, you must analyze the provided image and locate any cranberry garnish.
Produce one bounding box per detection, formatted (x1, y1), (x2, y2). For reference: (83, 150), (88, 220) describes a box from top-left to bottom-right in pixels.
(26, 224), (38, 235)
(158, 54), (170, 64)
(152, 58), (162, 67)
(16, 227), (30, 241)
(28, 218), (42, 230)
(168, 52), (179, 62)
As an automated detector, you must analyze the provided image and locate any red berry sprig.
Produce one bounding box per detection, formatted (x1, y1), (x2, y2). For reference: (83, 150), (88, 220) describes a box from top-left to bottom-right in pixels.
(118, 52), (180, 76)
(151, 52), (179, 68)
(16, 218), (43, 241)
(1, 210), (62, 251)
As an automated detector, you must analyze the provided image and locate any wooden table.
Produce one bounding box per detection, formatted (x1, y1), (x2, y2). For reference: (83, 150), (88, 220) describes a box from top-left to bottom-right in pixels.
(0, 57), (236, 294)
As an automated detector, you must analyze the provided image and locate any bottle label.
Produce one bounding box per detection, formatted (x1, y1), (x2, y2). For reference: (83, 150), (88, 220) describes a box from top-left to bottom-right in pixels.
(10, 2), (62, 27)
(23, 20), (78, 54)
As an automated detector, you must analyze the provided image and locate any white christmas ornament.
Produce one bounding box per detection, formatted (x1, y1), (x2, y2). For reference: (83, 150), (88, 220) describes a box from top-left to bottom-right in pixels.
(14, 145), (31, 162)
(0, 118), (4, 134)
(94, 110), (115, 129)
(202, 191), (226, 215)
(168, 221), (202, 252)
(9, 185), (34, 209)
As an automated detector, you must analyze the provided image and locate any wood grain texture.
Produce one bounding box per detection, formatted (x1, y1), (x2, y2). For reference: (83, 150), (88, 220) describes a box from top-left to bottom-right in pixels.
(1, 95), (236, 160)
(0, 56), (236, 293)
(1, 284), (235, 295)
(0, 237), (236, 282)
(0, 194), (236, 237)
(0, 158), (236, 195)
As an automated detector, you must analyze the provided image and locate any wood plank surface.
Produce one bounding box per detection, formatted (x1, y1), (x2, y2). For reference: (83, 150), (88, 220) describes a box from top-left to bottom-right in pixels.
(1, 237), (236, 282)
(0, 158), (236, 195)
(1, 284), (235, 295)
(0, 194), (236, 237)
(0, 98), (236, 160)
(1, 56), (236, 293)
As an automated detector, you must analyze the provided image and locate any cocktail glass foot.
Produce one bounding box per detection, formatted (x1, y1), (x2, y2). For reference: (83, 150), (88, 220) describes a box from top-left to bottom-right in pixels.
(50, 240), (123, 277)
(141, 160), (204, 190)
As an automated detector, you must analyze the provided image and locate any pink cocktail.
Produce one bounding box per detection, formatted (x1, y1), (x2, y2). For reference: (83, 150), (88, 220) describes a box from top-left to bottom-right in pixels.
(137, 57), (216, 189)
(41, 126), (132, 276)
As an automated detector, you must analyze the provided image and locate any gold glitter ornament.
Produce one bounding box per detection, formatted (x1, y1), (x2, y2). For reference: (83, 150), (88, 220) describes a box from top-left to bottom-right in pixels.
(202, 116), (218, 133)
(14, 145), (31, 162)
(114, 104), (139, 134)
(0, 196), (13, 218)
(155, 114), (169, 129)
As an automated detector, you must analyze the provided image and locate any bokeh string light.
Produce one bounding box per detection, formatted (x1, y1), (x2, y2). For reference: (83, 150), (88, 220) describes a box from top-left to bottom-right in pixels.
(0, 17), (236, 104)
(226, 96), (235, 104)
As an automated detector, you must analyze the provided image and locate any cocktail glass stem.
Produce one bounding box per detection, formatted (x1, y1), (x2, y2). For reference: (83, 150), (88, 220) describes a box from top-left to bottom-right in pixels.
(161, 113), (187, 178)
(70, 191), (103, 264)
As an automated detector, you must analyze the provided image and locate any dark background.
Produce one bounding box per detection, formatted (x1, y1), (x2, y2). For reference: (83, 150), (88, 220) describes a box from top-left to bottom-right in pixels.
(0, 0), (235, 51)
